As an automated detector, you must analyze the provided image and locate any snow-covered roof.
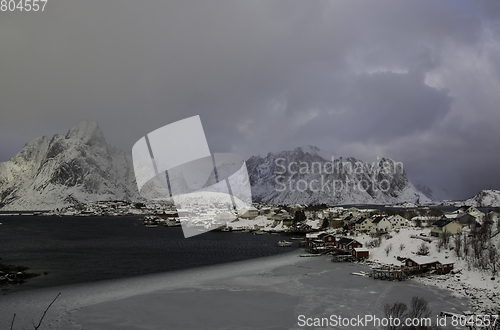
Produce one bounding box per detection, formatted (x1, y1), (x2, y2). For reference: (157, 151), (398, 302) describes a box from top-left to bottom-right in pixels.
(306, 232), (323, 239)
(372, 217), (388, 224)
(407, 256), (441, 265)
(355, 217), (369, 224)
(432, 217), (461, 227)
(337, 237), (356, 245)
(240, 206), (258, 212)
(411, 216), (439, 221)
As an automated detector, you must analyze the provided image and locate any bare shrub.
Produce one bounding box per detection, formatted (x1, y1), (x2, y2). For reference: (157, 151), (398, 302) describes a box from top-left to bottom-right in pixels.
(383, 296), (439, 330)
(10, 292), (61, 330)
(417, 242), (430, 256)
(366, 236), (383, 248)
(385, 244), (393, 256)
(384, 302), (407, 330)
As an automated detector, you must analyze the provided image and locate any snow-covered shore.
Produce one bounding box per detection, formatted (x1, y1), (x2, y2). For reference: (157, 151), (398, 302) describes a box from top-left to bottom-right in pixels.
(414, 271), (499, 315)
(355, 227), (500, 315)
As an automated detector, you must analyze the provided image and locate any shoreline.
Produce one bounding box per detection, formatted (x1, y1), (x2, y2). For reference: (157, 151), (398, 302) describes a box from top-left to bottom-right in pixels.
(355, 255), (500, 316)
(360, 257), (500, 315)
(0, 251), (305, 329)
(0, 250), (471, 329)
(413, 270), (500, 315)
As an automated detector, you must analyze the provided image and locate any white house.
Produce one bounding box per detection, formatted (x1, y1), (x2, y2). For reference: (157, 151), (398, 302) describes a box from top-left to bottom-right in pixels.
(370, 217), (392, 234)
(387, 215), (410, 228)
(430, 217), (463, 237)
(239, 207), (258, 219)
(354, 217), (372, 232)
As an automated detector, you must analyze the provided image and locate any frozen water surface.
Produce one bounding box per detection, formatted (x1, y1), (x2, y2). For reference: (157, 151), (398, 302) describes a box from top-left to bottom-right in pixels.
(0, 251), (470, 329)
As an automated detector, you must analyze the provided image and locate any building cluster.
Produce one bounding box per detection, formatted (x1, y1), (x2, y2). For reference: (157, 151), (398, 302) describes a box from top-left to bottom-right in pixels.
(371, 256), (456, 280)
(42, 200), (498, 242)
(49, 200), (148, 216)
(304, 232), (369, 259)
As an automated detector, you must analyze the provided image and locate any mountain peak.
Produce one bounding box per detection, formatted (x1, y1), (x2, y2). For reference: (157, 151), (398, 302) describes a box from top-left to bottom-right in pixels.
(246, 146), (429, 205)
(65, 120), (105, 145)
(0, 120), (139, 210)
(291, 145), (336, 160)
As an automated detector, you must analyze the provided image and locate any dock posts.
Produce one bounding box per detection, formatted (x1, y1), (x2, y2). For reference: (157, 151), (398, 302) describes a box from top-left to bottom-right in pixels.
(371, 267), (408, 281)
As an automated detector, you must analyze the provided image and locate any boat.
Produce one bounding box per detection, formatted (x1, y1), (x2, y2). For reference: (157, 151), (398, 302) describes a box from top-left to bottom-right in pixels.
(440, 311), (462, 318)
(277, 240), (293, 247)
(350, 271), (369, 277)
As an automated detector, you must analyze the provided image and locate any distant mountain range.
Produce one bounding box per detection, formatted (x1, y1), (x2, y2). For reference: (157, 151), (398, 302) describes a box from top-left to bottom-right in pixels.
(246, 145), (431, 205)
(0, 121), (498, 210)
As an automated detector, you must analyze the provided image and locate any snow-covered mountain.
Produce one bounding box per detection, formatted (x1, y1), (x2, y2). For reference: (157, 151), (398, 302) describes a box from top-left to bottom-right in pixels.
(459, 189), (500, 207)
(246, 146), (431, 205)
(0, 125), (439, 210)
(0, 120), (139, 210)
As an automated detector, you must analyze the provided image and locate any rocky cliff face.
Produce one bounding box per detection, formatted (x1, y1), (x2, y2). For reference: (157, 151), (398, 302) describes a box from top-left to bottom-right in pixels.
(0, 120), (139, 210)
(246, 146), (430, 205)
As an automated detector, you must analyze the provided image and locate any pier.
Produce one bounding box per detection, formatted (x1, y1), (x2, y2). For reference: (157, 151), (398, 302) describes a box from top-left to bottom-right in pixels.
(371, 266), (408, 281)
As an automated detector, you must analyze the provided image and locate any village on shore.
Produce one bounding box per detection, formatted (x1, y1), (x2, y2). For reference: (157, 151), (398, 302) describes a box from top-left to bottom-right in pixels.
(2, 200), (499, 318)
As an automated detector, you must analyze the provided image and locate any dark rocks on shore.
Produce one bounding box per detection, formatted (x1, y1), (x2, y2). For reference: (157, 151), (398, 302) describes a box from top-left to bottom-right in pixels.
(0, 262), (40, 289)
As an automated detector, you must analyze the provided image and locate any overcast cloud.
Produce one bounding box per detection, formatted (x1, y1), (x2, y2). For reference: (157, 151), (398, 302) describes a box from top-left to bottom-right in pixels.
(1, 0), (499, 200)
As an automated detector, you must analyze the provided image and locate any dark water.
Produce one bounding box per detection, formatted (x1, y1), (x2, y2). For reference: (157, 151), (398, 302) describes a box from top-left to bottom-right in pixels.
(0, 216), (296, 293)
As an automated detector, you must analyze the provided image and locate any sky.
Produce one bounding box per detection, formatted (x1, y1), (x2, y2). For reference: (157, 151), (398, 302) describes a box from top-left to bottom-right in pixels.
(1, 0), (499, 200)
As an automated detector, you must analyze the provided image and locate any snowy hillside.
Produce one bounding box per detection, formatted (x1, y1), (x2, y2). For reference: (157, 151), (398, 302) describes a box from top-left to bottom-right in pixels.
(246, 146), (431, 205)
(357, 226), (500, 313)
(460, 189), (500, 207)
(0, 120), (139, 210)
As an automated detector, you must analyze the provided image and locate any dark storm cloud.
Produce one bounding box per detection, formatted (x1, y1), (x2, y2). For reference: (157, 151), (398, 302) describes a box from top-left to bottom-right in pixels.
(1, 0), (499, 199)
(339, 71), (452, 141)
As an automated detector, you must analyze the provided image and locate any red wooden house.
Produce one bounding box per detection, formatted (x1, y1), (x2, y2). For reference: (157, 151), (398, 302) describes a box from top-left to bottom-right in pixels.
(404, 257), (454, 273)
(336, 237), (363, 252)
(352, 248), (369, 258)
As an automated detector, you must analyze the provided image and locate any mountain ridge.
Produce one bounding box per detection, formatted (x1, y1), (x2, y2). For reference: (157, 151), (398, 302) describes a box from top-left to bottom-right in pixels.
(1, 121), (497, 210)
(453, 189), (500, 208)
(246, 146), (431, 205)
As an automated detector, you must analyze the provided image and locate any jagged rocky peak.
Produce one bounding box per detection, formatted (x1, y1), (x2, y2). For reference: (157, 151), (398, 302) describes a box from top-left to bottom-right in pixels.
(11, 135), (49, 165)
(246, 145), (429, 205)
(280, 145), (336, 161)
(0, 120), (139, 210)
(65, 119), (106, 147)
(44, 120), (109, 161)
